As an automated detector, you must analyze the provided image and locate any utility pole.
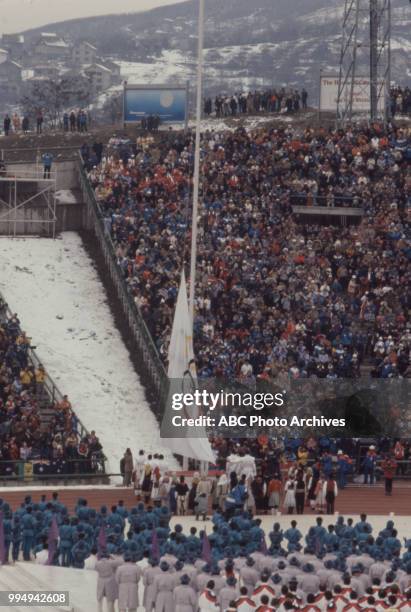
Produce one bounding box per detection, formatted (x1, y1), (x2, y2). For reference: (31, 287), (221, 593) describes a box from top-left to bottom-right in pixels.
(369, 0), (379, 120)
(189, 0), (205, 327)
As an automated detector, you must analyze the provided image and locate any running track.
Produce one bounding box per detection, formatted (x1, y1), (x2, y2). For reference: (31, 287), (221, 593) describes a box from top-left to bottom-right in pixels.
(1, 484), (410, 515)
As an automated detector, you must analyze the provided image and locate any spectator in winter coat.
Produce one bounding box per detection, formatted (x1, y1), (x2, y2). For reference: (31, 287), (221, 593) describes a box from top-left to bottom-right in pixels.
(194, 492), (208, 521)
(3, 114), (11, 135)
(363, 447), (378, 485)
(173, 574), (197, 612)
(153, 562), (176, 612)
(116, 553), (141, 612)
(323, 477), (338, 514)
(123, 448), (134, 487)
(95, 552), (121, 612)
(381, 454), (397, 496)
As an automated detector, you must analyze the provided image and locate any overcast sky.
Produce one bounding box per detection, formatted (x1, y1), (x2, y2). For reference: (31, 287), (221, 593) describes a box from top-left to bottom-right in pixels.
(0, 0), (187, 35)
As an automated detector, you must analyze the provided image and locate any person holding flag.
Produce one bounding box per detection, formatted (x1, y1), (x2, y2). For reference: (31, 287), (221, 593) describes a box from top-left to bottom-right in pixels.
(47, 515), (59, 565)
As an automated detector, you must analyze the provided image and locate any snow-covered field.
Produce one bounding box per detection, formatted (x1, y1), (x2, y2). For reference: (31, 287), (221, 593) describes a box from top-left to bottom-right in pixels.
(0, 232), (177, 475)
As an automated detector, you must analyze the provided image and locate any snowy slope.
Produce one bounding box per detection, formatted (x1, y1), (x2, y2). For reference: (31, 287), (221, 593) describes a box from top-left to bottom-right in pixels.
(0, 232), (177, 475)
(18, 0), (410, 101)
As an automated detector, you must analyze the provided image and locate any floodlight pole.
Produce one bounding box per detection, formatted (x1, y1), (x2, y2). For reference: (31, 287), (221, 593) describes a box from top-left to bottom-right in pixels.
(189, 0), (205, 327)
(370, 0), (378, 120)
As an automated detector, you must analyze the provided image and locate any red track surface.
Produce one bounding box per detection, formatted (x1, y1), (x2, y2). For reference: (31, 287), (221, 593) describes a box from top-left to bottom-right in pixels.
(1, 484), (410, 515)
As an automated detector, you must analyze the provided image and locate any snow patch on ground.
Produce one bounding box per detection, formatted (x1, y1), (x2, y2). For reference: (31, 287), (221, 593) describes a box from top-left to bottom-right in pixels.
(0, 232), (177, 475)
(116, 50), (190, 84)
(55, 190), (78, 204)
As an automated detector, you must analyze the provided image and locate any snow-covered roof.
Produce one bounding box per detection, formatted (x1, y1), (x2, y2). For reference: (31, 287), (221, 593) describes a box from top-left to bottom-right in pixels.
(2, 34), (24, 43)
(80, 41), (97, 51)
(43, 40), (69, 48)
(0, 60), (23, 69)
(84, 63), (112, 73)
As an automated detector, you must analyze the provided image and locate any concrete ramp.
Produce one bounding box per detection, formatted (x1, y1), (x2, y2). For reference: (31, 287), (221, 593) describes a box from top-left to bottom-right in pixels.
(0, 562), (97, 612)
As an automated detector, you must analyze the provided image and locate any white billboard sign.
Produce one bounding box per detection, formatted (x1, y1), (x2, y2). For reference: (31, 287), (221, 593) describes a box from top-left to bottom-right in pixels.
(320, 75), (385, 114)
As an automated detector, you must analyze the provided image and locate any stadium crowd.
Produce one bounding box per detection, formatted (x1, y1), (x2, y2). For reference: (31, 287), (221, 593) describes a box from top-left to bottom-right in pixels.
(0, 297), (103, 476)
(2, 109), (90, 136)
(1, 493), (411, 610)
(85, 122), (410, 383)
(204, 88), (309, 117)
(390, 87), (411, 117)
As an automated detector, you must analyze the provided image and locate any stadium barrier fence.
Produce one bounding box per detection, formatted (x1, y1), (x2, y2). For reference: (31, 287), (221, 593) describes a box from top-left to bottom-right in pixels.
(77, 156), (169, 420)
(289, 193), (363, 208)
(0, 457), (107, 483)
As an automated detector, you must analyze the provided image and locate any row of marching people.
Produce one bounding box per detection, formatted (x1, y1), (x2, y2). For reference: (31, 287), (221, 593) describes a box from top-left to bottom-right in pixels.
(93, 550), (411, 612)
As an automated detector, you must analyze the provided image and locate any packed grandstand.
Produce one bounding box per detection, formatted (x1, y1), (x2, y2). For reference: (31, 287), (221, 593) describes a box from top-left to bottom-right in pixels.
(84, 122), (410, 383)
(1, 64), (411, 612)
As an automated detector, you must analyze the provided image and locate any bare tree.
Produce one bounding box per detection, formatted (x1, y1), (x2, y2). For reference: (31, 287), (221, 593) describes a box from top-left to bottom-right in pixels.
(21, 75), (92, 128)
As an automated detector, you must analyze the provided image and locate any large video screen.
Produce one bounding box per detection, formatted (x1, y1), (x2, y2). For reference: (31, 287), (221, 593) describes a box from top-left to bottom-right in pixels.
(123, 85), (187, 123)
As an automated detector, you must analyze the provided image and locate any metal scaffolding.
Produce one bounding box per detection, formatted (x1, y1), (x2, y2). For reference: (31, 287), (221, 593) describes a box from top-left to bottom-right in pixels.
(337, 0), (391, 124)
(0, 171), (57, 237)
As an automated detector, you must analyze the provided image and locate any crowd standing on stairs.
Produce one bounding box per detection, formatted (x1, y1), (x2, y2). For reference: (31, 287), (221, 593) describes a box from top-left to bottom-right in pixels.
(0, 298), (103, 476)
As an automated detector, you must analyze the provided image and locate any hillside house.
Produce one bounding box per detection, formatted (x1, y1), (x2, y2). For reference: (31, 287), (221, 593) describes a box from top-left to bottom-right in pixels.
(72, 41), (97, 65)
(34, 33), (70, 59)
(83, 63), (113, 94)
(1, 34), (25, 60)
(0, 60), (23, 99)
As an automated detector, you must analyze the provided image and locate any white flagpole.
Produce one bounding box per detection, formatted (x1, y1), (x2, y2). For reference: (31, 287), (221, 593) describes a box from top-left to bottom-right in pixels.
(189, 0), (205, 327)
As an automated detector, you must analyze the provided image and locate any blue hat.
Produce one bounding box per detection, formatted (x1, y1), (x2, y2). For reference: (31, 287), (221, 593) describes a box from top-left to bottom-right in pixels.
(227, 576), (237, 586)
(271, 574), (282, 584)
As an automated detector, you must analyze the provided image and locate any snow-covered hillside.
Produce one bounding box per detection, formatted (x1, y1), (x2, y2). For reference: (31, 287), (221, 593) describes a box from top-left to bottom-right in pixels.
(0, 232), (177, 475)
(19, 0), (410, 101)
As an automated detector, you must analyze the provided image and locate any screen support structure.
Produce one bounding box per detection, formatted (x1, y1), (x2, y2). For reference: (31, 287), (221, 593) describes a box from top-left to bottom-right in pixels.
(336, 0), (391, 126)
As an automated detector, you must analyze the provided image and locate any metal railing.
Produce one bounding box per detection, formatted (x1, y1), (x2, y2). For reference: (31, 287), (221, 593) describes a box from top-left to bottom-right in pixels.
(77, 157), (169, 419)
(0, 457), (107, 483)
(0, 145), (86, 163)
(0, 291), (107, 474)
(290, 193), (363, 208)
